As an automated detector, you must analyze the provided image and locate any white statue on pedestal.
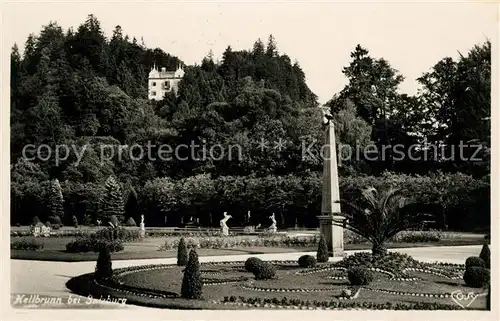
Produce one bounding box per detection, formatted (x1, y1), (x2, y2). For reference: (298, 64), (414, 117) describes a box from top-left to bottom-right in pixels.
(139, 214), (145, 238)
(220, 212), (232, 236)
(269, 213), (277, 233)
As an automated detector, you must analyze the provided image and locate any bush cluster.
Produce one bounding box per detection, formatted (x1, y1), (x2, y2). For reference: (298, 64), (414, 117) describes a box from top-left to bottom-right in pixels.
(92, 227), (141, 242)
(159, 235), (319, 251)
(391, 230), (441, 243)
(11, 238), (44, 251)
(66, 238), (124, 253)
(298, 255), (317, 268)
(347, 266), (374, 285)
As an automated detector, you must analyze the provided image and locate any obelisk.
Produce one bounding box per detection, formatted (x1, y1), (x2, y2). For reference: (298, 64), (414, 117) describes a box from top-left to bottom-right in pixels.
(317, 108), (344, 257)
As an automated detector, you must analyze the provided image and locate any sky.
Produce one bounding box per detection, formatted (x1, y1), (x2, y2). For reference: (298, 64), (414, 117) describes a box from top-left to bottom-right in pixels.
(3, 1), (498, 104)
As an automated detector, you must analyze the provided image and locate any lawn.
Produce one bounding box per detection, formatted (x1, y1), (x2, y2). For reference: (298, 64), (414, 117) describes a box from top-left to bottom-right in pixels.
(11, 232), (487, 262)
(66, 255), (489, 310)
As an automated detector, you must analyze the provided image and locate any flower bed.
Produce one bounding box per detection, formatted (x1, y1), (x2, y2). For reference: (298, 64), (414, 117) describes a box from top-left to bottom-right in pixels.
(220, 296), (462, 310)
(158, 235), (320, 250)
(67, 257), (487, 310)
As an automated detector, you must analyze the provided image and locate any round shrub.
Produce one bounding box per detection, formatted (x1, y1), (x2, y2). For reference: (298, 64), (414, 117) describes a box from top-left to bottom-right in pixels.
(317, 235), (329, 263)
(48, 215), (62, 225)
(177, 237), (189, 266)
(347, 267), (374, 285)
(465, 256), (486, 269)
(52, 224), (60, 230)
(253, 262), (276, 280)
(32, 216), (41, 225)
(245, 257), (263, 273)
(298, 255), (317, 268)
(479, 243), (490, 268)
(45, 221), (52, 228)
(463, 266), (490, 288)
(181, 249), (203, 299)
(125, 217), (137, 226)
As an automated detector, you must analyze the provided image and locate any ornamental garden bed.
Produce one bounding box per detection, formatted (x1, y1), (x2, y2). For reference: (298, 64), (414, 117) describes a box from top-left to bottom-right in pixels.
(66, 253), (488, 310)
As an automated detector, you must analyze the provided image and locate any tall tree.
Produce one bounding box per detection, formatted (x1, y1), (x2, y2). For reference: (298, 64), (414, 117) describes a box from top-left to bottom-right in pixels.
(340, 44), (404, 124)
(49, 179), (65, 221)
(100, 176), (125, 224)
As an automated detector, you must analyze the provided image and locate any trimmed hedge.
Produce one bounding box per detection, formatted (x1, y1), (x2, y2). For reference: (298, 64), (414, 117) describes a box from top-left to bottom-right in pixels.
(11, 238), (44, 251)
(465, 256), (486, 269)
(66, 238), (124, 253)
(463, 266), (489, 288)
(298, 255), (317, 268)
(347, 266), (374, 285)
(245, 257), (263, 273)
(92, 227), (141, 241)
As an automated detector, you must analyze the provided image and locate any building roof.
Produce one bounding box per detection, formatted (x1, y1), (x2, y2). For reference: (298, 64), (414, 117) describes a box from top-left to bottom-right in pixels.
(149, 65), (184, 79)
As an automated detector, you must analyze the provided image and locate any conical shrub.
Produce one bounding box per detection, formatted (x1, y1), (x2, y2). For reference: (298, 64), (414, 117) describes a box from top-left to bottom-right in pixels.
(479, 243), (490, 268)
(181, 249), (203, 299)
(95, 247), (113, 281)
(317, 234), (329, 263)
(177, 237), (189, 266)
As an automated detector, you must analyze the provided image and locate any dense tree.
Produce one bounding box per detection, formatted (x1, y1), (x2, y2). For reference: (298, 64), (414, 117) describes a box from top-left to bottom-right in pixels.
(100, 176), (125, 224)
(9, 15), (489, 232)
(49, 179), (65, 221)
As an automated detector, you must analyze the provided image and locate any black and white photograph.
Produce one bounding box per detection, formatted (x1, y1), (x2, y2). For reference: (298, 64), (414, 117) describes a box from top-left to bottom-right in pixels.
(3, 0), (498, 319)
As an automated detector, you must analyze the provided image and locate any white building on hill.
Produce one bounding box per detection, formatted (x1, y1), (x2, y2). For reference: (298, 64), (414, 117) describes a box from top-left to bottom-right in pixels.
(148, 65), (185, 100)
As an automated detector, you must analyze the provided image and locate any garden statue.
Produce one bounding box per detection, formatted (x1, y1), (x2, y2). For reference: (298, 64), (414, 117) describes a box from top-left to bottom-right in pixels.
(96, 219), (102, 227)
(269, 213), (277, 233)
(139, 214), (145, 238)
(41, 225), (51, 237)
(220, 212), (232, 236)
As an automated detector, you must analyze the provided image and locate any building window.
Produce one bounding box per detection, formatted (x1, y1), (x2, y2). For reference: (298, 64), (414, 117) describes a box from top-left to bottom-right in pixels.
(151, 91), (156, 96)
(152, 82), (156, 86)
(163, 81), (170, 90)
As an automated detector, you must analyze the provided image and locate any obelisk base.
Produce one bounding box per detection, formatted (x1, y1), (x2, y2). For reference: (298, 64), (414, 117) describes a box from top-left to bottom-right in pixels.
(317, 215), (344, 257)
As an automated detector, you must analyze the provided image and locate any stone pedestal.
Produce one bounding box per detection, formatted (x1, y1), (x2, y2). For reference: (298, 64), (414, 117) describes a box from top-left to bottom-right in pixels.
(317, 119), (344, 257)
(139, 223), (145, 238)
(317, 215), (344, 257)
(221, 226), (229, 236)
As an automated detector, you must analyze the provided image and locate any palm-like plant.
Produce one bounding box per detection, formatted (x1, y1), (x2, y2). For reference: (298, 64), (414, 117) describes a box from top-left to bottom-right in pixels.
(335, 187), (435, 256)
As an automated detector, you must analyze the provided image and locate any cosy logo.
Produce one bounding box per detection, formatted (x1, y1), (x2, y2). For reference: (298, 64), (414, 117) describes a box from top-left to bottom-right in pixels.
(450, 290), (480, 309)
